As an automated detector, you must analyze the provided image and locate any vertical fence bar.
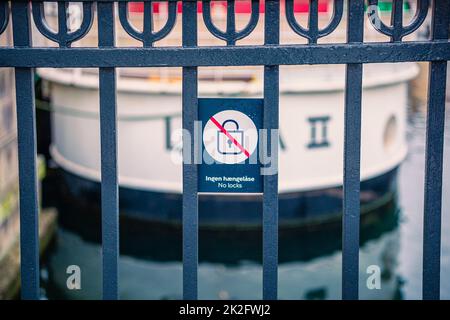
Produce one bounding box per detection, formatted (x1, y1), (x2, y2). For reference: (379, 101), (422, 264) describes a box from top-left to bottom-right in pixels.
(422, 0), (450, 301)
(98, 1), (119, 300)
(342, 1), (364, 300)
(263, 0), (279, 301)
(11, 1), (40, 300)
(182, 0), (199, 300)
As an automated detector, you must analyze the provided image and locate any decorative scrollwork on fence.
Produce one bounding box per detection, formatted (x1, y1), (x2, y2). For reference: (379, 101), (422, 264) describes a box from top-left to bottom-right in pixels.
(118, 1), (177, 47)
(202, 0), (260, 46)
(32, 2), (94, 48)
(367, 0), (430, 42)
(285, 0), (344, 44)
(0, 2), (9, 36)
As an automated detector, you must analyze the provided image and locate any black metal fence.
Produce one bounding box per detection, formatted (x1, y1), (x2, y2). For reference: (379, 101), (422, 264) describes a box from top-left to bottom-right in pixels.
(0, 0), (448, 300)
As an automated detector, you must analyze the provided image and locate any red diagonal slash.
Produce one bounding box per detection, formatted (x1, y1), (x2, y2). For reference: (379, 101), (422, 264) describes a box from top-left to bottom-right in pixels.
(210, 116), (250, 158)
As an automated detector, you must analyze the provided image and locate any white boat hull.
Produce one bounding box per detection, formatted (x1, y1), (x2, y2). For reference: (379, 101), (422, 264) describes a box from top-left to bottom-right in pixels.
(39, 63), (417, 225)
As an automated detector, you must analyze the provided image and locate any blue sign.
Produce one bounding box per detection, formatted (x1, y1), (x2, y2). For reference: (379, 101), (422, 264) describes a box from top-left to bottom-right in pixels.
(199, 98), (263, 193)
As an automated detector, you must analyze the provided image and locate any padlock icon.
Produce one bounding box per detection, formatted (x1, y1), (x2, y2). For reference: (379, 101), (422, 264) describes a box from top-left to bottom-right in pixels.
(217, 119), (244, 155)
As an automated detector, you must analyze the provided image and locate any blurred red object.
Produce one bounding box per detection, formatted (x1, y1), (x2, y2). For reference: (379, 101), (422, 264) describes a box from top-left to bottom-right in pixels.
(129, 0), (329, 14)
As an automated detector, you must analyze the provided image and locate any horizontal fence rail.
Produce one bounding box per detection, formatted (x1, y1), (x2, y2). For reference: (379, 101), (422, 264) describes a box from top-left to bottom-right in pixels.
(0, 43), (450, 67)
(0, 0), (448, 300)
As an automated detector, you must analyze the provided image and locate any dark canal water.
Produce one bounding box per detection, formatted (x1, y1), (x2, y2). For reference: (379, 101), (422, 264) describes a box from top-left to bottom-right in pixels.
(39, 104), (450, 300)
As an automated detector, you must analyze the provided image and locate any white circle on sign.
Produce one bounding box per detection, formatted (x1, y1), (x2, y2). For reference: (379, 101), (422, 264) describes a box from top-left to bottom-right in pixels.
(203, 110), (258, 164)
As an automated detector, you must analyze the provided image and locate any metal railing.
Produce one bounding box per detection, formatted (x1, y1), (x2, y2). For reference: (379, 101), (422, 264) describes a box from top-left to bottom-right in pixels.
(0, 0), (449, 300)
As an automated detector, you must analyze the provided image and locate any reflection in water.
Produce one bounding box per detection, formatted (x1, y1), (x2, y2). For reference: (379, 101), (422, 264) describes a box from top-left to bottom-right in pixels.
(41, 195), (401, 300)
(41, 107), (450, 300)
